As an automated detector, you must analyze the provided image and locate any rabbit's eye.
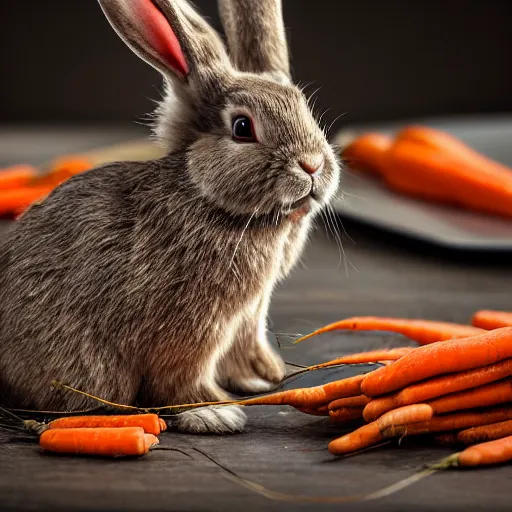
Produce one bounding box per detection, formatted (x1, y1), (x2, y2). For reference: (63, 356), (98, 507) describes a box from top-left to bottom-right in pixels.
(232, 115), (256, 142)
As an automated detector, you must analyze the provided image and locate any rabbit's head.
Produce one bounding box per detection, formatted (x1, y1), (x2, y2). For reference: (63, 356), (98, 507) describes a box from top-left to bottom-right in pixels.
(99, 0), (340, 218)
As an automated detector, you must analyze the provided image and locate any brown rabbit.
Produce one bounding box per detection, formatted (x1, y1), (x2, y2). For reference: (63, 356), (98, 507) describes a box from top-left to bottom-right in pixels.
(0, 0), (340, 433)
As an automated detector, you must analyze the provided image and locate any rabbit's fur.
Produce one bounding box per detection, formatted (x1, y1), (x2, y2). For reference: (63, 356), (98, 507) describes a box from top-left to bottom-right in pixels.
(0, 0), (340, 434)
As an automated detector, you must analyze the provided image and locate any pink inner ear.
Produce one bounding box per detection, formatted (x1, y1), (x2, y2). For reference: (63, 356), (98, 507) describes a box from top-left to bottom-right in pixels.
(131, 0), (189, 76)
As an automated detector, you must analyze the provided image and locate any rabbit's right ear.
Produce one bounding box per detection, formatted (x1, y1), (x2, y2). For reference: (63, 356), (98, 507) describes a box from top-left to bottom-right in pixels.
(218, 0), (291, 83)
(98, 0), (230, 83)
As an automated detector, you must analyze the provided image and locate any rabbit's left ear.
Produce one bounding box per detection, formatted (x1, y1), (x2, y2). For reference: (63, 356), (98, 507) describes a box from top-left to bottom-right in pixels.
(98, 0), (230, 84)
(218, 0), (291, 83)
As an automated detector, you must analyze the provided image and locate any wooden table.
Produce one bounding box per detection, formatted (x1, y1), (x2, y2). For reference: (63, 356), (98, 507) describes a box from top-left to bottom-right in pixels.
(1, 129), (512, 511)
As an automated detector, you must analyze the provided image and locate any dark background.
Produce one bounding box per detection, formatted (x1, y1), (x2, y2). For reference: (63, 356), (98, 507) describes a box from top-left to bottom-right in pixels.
(1, 0), (511, 131)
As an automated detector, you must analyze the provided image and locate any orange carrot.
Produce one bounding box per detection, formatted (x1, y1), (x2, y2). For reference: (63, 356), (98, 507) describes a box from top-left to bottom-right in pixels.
(341, 133), (393, 174)
(382, 406), (512, 438)
(428, 379), (512, 415)
(0, 165), (39, 190)
(396, 126), (512, 176)
(363, 359), (512, 421)
(295, 317), (483, 345)
(361, 327), (512, 397)
(328, 422), (383, 455)
(329, 407), (365, 423)
(376, 404), (433, 431)
(0, 186), (53, 216)
(457, 436), (512, 467)
(328, 404), (433, 455)
(383, 139), (512, 218)
(457, 419), (512, 445)
(239, 374), (365, 408)
(39, 427), (159, 457)
(472, 310), (512, 330)
(48, 414), (163, 436)
(159, 418), (168, 431)
(329, 395), (371, 410)
(307, 347), (414, 370)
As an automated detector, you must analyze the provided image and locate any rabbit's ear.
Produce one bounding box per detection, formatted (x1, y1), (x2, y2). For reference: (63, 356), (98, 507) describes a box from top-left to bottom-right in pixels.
(98, 0), (229, 82)
(218, 0), (290, 83)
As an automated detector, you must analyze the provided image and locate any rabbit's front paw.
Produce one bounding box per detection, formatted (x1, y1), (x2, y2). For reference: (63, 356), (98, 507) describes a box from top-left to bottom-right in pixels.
(218, 337), (286, 394)
(172, 406), (246, 434)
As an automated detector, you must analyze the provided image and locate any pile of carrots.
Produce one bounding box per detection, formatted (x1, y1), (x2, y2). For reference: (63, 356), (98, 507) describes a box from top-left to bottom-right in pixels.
(0, 157), (92, 218)
(341, 126), (512, 218)
(270, 309), (512, 468)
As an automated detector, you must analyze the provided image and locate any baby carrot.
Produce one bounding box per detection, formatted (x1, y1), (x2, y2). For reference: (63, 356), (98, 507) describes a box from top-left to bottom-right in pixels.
(239, 374), (365, 408)
(159, 418), (168, 431)
(48, 414), (163, 436)
(329, 395), (371, 410)
(472, 310), (512, 330)
(363, 359), (512, 421)
(427, 379), (512, 415)
(0, 165), (39, 190)
(295, 317), (483, 345)
(361, 327), (512, 397)
(329, 407), (365, 423)
(382, 406), (512, 438)
(341, 133), (393, 174)
(457, 419), (512, 445)
(306, 348), (414, 370)
(457, 436), (512, 467)
(39, 427), (159, 457)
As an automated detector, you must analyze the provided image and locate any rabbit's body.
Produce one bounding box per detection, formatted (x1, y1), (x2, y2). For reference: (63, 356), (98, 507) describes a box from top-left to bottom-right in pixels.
(0, 0), (340, 434)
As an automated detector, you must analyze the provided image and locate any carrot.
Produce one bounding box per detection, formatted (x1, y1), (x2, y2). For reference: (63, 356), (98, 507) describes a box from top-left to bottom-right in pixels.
(159, 418), (168, 431)
(239, 374), (365, 408)
(341, 133), (393, 174)
(328, 404), (433, 455)
(295, 317), (483, 345)
(329, 395), (371, 410)
(48, 414), (163, 436)
(361, 327), (512, 397)
(0, 165), (39, 190)
(376, 404), (433, 431)
(472, 310), (512, 330)
(428, 379), (512, 415)
(382, 406), (512, 438)
(39, 427), (159, 457)
(396, 126), (512, 175)
(0, 186), (53, 216)
(457, 419), (512, 445)
(328, 422), (383, 455)
(329, 407), (364, 423)
(383, 139), (512, 218)
(307, 347), (414, 370)
(362, 397), (396, 422)
(363, 359), (512, 421)
(457, 436), (512, 467)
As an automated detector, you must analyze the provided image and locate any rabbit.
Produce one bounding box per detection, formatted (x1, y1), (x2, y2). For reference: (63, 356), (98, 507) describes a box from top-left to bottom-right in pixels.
(0, 0), (340, 434)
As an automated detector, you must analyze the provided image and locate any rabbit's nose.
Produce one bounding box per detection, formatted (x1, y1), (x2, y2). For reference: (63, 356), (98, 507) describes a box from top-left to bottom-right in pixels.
(299, 155), (324, 175)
